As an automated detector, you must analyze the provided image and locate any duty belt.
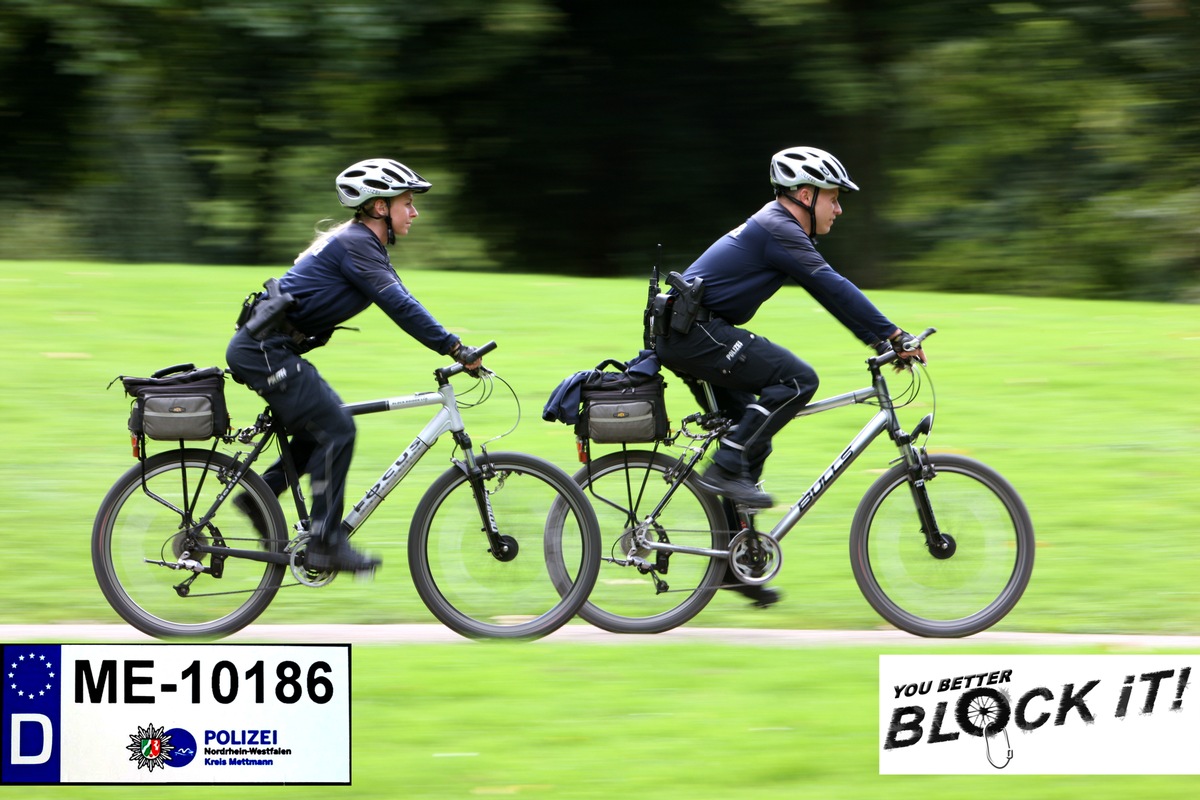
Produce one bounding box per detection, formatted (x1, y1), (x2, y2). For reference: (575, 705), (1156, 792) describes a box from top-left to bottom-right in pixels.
(280, 319), (313, 347)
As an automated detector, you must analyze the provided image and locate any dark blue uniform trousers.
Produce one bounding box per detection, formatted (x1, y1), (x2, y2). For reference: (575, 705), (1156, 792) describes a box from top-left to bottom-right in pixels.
(656, 317), (818, 481)
(226, 329), (355, 543)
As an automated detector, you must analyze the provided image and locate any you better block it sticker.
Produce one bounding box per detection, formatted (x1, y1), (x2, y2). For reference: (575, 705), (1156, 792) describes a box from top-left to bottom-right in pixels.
(879, 655), (1195, 775)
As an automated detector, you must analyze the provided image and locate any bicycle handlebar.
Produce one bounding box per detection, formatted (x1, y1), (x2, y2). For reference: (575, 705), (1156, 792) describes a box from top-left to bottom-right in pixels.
(435, 340), (498, 381)
(869, 327), (937, 368)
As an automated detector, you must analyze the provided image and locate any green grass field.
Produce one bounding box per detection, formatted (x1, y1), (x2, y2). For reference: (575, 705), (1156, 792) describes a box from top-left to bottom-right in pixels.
(2, 260), (1198, 796)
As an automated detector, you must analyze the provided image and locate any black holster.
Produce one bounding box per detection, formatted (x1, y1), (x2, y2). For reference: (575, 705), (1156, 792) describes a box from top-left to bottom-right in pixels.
(237, 278), (295, 341)
(665, 271), (705, 334)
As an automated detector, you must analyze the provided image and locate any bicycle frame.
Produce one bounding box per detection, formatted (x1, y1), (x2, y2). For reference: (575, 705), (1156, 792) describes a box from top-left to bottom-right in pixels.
(185, 360), (506, 567)
(338, 381), (471, 533)
(639, 352), (938, 562)
(769, 371), (918, 542)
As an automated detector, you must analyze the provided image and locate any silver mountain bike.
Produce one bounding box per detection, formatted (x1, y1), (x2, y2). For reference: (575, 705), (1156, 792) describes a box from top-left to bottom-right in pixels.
(93, 342), (601, 640)
(545, 329), (1034, 637)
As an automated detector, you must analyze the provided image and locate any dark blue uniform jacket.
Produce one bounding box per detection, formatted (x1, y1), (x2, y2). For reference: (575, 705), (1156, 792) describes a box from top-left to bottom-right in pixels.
(682, 201), (894, 345)
(278, 221), (459, 354)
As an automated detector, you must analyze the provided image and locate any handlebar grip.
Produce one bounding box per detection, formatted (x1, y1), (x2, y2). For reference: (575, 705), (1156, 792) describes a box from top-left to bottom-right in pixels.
(899, 327), (937, 351)
(870, 328), (936, 367)
(435, 341), (498, 381)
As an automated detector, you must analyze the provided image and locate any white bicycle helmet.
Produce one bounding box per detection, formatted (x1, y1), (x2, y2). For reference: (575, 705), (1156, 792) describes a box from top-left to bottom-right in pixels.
(769, 146), (859, 192)
(335, 158), (431, 208)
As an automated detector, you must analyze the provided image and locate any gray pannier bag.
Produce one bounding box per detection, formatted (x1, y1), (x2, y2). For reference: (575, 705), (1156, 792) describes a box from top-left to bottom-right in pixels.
(118, 364), (230, 442)
(576, 358), (668, 444)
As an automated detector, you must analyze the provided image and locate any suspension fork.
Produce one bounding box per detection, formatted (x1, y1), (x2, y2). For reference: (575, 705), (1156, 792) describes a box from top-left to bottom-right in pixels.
(454, 432), (514, 562)
(902, 446), (953, 557)
(875, 363), (949, 558)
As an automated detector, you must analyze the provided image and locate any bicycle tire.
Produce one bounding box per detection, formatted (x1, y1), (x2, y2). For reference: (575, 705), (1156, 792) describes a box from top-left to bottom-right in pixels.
(408, 451), (601, 640)
(850, 453), (1034, 637)
(92, 448), (288, 639)
(550, 450), (730, 634)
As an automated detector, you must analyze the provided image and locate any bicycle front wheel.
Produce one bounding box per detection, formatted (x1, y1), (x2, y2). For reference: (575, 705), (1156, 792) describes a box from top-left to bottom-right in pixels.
(553, 450), (730, 634)
(850, 453), (1034, 637)
(408, 451), (601, 639)
(92, 448), (288, 639)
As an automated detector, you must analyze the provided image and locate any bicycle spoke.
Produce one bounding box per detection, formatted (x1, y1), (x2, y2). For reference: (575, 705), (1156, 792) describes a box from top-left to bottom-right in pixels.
(93, 450), (287, 638)
(409, 453), (600, 639)
(851, 454), (1034, 637)
(565, 451), (729, 634)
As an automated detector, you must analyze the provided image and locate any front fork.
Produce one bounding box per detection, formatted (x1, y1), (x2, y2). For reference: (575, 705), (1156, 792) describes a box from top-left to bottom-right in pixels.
(904, 446), (955, 559)
(454, 432), (516, 563)
(885, 408), (952, 559)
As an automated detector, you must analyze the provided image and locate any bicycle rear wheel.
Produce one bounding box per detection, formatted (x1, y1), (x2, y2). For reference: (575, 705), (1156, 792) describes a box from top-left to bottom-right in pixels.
(92, 448), (288, 639)
(550, 450), (729, 634)
(850, 453), (1034, 637)
(408, 451), (601, 639)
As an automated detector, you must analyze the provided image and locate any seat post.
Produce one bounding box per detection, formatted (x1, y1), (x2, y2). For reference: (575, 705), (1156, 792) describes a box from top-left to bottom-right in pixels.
(700, 380), (719, 415)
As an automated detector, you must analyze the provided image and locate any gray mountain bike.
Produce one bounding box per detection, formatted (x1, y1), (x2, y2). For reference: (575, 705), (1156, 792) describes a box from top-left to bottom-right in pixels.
(93, 342), (601, 640)
(544, 329), (1034, 637)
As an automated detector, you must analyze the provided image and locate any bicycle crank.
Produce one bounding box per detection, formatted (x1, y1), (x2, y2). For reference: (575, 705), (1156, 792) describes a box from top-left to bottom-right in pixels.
(286, 534), (337, 587)
(726, 530), (783, 586)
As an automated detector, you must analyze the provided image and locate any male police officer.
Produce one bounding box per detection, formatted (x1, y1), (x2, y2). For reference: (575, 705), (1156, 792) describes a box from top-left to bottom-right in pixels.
(656, 146), (923, 512)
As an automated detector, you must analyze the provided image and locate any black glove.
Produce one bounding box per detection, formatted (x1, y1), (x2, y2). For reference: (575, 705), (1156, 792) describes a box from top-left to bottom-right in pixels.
(451, 342), (482, 367)
(889, 329), (925, 369)
(889, 329), (921, 354)
(870, 330), (924, 369)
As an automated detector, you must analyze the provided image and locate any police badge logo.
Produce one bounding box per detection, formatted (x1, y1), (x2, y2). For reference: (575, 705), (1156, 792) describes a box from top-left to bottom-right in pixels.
(125, 723), (175, 772)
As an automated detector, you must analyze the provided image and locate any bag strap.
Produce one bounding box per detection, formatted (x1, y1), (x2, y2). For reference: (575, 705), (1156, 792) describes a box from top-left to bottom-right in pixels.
(151, 363), (197, 379)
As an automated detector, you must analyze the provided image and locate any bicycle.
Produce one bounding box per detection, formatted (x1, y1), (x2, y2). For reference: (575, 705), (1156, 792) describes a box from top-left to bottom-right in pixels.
(92, 342), (602, 640)
(544, 328), (1035, 637)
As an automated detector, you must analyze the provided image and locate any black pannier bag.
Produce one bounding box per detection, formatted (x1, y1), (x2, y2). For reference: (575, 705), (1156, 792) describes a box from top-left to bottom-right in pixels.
(543, 353), (668, 444)
(119, 364), (230, 442)
(579, 372), (668, 443)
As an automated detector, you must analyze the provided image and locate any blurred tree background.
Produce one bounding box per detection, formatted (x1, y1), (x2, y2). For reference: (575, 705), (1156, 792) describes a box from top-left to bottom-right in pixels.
(1, 0), (1196, 301)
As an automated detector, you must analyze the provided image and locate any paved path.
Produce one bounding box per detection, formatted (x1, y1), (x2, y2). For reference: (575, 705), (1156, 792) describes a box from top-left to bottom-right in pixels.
(3, 625), (1198, 648)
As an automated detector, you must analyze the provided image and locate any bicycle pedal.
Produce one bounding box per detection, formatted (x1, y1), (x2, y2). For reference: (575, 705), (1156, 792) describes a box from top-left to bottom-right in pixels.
(351, 565), (379, 582)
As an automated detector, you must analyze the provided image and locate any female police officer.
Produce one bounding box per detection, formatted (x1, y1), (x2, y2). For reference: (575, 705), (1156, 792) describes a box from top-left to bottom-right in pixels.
(226, 158), (481, 574)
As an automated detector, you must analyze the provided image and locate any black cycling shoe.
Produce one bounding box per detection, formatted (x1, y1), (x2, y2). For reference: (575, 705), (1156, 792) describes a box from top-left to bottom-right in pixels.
(696, 464), (774, 508)
(724, 583), (782, 608)
(305, 539), (381, 575)
(232, 492), (271, 538)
